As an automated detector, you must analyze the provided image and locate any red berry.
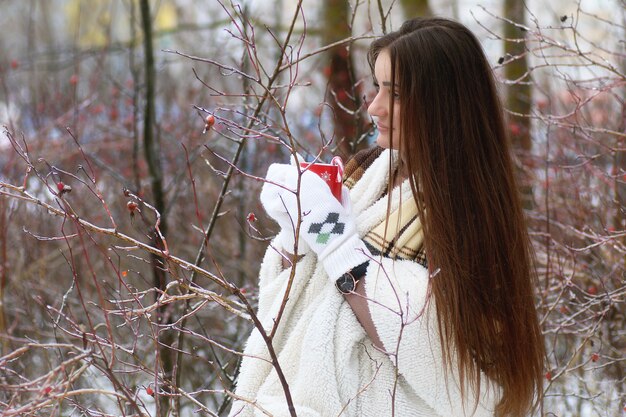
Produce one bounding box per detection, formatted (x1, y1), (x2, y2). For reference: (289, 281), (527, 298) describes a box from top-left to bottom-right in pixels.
(545, 371), (552, 381)
(124, 201), (139, 218)
(56, 182), (72, 195)
(204, 114), (215, 133)
(591, 352), (599, 362)
(587, 285), (598, 296)
(247, 212), (256, 222)
(43, 386), (52, 395)
(10, 59), (19, 69)
(146, 386), (154, 397)
(240, 287), (247, 294)
(70, 74), (79, 85)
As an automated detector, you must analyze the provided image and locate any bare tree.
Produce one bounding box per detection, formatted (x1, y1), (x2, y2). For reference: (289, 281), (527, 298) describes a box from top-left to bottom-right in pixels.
(502, 0), (534, 209)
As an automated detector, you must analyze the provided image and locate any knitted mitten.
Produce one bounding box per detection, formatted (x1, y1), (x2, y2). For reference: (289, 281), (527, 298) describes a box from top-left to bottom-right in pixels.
(260, 164), (311, 256)
(260, 163), (371, 280)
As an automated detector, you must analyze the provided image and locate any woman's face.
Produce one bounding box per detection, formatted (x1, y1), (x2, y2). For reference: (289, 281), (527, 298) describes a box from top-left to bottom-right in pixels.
(367, 49), (401, 150)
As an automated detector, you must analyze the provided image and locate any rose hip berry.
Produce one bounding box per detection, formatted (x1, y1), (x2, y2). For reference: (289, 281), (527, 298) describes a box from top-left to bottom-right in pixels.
(56, 182), (72, 195)
(203, 114), (215, 134)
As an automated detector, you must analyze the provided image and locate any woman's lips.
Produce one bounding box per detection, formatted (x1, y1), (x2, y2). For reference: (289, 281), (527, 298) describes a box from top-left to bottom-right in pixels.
(377, 124), (389, 132)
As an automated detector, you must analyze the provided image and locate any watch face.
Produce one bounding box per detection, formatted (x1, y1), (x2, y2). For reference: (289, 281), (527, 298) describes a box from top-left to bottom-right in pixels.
(336, 274), (355, 293)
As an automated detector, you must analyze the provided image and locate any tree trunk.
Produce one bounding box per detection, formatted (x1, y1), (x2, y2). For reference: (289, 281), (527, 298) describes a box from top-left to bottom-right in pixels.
(321, 0), (365, 157)
(503, 0), (533, 209)
(400, 0), (432, 18)
(139, 1), (172, 415)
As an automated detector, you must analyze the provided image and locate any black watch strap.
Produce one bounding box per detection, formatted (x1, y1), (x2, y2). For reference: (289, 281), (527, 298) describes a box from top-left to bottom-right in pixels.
(350, 261), (369, 279)
(335, 261), (369, 294)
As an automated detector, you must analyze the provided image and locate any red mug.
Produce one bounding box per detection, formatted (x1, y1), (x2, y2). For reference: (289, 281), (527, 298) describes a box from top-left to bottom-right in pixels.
(300, 156), (344, 202)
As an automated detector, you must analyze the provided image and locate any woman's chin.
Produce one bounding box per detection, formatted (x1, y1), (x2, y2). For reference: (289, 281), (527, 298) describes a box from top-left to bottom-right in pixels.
(376, 133), (399, 150)
(376, 134), (390, 149)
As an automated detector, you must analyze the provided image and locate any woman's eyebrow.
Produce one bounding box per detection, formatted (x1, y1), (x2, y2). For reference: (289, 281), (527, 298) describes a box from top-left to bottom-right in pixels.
(382, 81), (400, 91)
(374, 81), (399, 89)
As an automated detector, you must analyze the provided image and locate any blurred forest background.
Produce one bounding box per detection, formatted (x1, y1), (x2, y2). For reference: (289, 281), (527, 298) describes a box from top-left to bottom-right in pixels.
(0, 0), (624, 416)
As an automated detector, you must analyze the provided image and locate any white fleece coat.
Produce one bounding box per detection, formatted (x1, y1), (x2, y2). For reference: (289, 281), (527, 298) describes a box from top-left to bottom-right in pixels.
(228, 150), (500, 417)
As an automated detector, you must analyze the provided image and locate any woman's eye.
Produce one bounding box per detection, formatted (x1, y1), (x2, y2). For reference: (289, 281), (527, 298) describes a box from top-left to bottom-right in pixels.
(393, 91), (400, 100)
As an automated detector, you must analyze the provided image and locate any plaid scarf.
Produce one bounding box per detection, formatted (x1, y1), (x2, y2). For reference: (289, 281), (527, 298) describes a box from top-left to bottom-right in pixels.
(343, 147), (427, 267)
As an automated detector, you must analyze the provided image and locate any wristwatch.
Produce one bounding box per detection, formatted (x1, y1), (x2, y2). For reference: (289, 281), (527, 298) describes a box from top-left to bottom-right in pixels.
(335, 261), (370, 294)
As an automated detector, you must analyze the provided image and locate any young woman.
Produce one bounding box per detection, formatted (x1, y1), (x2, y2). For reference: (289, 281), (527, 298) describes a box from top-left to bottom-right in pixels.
(229, 17), (545, 417)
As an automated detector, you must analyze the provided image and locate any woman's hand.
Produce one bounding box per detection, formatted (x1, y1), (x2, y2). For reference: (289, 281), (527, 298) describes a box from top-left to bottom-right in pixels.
(260, 163), (311, 257)
(260, 163), (371, 280)
(262, 163), (384, 349)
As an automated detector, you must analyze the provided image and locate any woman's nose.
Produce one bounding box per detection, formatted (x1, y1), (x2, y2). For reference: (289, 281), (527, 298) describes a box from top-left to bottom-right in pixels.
(367, 92), (386, 118)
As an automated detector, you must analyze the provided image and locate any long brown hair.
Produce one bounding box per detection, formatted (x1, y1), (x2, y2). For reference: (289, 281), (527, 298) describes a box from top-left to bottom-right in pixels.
(368, 17), (545, 416)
